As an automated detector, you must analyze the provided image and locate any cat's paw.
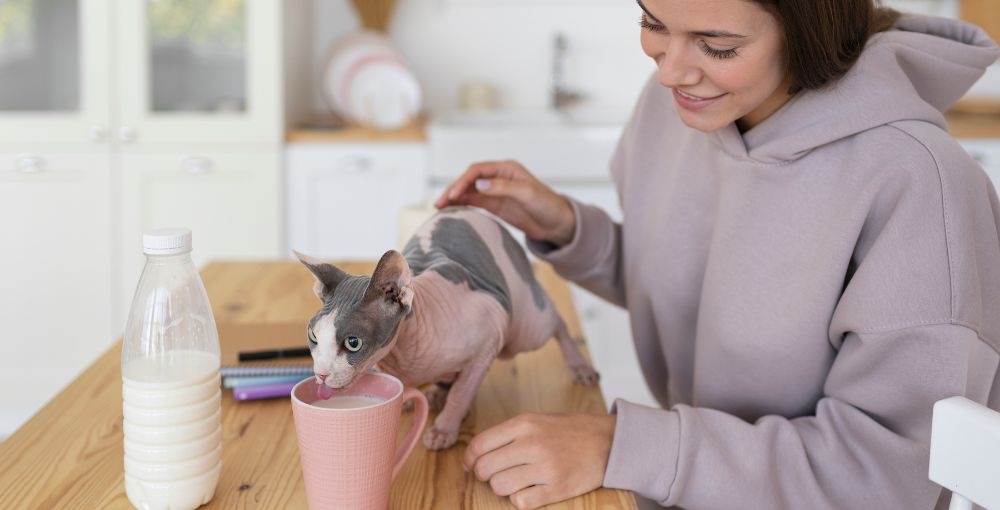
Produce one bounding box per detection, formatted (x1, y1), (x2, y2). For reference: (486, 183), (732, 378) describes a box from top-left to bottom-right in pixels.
(423, 425), (459, 450)
(571, 363), (600, 386)
(423, 385), (450, 412)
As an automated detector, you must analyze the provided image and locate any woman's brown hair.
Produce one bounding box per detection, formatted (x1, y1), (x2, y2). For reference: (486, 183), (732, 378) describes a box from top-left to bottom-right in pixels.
(751, 0), (901, 93)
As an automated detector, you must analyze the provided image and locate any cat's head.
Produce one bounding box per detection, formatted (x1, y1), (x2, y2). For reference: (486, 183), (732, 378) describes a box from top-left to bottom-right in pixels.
(294, 250), (414, 389)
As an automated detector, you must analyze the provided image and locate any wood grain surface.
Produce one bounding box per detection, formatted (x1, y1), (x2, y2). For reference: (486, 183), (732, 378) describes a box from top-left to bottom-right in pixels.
(285, 117), (428, 143)
(0, 260), (637, 510)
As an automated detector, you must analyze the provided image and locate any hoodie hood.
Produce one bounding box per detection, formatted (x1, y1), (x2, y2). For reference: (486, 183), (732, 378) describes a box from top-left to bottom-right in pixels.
(714, 14), (1000, 164)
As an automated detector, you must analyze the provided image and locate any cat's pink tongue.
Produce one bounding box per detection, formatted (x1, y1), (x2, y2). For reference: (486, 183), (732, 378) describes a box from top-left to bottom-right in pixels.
(317, 384), (335, 400)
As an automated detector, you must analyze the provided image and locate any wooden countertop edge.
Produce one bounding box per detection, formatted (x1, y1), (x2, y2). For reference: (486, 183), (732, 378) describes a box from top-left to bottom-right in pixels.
(286, 118), (428, 143)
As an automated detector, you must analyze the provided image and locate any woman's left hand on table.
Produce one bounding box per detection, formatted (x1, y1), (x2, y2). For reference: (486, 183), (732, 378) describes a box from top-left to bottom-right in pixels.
(463, 412), (616, 510)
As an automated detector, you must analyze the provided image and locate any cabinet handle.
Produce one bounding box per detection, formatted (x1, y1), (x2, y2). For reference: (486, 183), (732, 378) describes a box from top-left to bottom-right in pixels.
(335, 155), (373, 174)
(14, 154), (44, 174)
(181, 156), (212, 174)
(90, 125), (108, 143)
(119, 126), (137, 144)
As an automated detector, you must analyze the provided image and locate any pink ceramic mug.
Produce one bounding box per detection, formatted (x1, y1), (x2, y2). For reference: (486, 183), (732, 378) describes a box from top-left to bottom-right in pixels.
(290, 372), (429, 510)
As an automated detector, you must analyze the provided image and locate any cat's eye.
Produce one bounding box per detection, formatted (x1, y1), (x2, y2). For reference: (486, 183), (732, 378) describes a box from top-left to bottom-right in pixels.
(345, 336), (362, 352)
(307, 329), (317, 347)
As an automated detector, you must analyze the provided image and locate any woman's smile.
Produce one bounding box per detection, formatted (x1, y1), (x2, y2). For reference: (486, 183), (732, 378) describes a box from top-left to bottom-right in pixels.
(672, 87), (727, 111)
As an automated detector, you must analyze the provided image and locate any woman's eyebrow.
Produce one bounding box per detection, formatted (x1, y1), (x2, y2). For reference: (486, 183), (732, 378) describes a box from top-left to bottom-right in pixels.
(636, 0), (749, 39)
(636, 0), (662, 23)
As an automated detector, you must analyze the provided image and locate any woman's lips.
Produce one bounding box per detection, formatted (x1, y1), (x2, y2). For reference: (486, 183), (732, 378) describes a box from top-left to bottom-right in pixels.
(672, 88), (726, 111)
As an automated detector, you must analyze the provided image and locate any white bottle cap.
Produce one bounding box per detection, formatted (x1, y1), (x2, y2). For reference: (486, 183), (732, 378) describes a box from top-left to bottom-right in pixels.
(143, 227), (193, 255)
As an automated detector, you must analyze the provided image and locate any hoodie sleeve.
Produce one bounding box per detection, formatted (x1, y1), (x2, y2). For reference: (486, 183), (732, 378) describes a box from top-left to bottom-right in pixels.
(604, 322), (985, 508)
(525, 199), (627, 307)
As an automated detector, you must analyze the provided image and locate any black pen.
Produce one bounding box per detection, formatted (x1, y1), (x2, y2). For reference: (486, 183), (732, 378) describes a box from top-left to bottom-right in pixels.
(239, 347), (312, 361)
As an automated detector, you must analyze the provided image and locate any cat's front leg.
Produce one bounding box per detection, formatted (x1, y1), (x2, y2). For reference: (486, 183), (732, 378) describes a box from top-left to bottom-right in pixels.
(423, 357), (493, 450)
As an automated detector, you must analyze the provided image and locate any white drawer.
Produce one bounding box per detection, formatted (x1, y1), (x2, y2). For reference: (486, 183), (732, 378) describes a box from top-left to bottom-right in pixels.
(286, 143), (429, 260)
(286, 142), (426, 178)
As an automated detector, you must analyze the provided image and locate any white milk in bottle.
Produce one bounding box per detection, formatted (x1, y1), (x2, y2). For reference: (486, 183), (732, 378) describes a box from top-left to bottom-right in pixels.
(122, 228), (222, 510)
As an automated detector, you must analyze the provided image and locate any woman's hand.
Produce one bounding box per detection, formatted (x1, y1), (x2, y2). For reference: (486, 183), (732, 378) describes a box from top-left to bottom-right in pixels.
(463, 412), (616, 510)
(433, 160), (576, 247)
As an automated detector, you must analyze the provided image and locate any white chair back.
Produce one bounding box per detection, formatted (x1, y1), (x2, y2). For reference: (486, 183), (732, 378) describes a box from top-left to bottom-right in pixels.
(929, 396), (1000, 510)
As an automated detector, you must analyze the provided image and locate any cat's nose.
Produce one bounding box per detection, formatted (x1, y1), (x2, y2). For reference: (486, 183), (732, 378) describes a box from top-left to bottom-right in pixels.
(316, 373), (328, 383)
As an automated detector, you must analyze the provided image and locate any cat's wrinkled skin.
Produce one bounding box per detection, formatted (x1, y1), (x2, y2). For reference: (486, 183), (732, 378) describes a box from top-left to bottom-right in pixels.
(295, 206), (599, 450)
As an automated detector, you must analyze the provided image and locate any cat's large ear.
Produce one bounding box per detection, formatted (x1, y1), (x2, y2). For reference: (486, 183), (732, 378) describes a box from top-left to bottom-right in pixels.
(293, 250), (349, 301)
(363, 250), (414, 315)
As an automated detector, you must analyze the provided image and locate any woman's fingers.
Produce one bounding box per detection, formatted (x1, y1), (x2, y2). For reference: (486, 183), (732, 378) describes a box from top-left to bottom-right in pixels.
(463, 415), (529, 471)
(509, 484), (557, 510)
(486, 464), (539, 497)
(435, 160), (527, 209)
(445, 162), (505, 200)
(473, 445), (533, 488)
(466, 413), (615, 509)
(472, 177), (535, 204)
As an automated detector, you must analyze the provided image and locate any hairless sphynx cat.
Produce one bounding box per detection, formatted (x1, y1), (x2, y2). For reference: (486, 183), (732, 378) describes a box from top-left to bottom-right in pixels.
(294, 206), (599, 450)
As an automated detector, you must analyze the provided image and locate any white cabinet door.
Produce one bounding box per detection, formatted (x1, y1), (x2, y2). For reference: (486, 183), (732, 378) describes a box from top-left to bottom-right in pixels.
(286, 143), (428, 260)
(0, 0), (112, 144)
(116, 149), (282, 320)
(114, 0), (281, 145)
(0, 150), (112, 437)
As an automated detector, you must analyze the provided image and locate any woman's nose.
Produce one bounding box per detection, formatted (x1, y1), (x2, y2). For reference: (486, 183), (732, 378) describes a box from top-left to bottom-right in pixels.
(658, 43), (701, 88)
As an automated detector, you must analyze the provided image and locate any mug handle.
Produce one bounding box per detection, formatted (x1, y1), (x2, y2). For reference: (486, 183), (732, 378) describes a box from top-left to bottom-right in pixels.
(392, 387), (429, 480)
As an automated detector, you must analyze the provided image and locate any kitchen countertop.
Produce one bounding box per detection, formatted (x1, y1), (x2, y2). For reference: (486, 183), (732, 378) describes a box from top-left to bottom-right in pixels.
(0, 260), (636, 510)
(285, 107), (1000, 144)
(286, 118), (427, 143)
(946, 111), (1000, 139)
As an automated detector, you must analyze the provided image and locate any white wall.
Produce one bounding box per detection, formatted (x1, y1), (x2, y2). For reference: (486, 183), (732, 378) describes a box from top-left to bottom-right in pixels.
(311, 0), (654, 115)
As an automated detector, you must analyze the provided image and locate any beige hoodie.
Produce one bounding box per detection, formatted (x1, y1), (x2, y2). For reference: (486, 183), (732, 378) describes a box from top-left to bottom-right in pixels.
(529, 15), (1000, 509)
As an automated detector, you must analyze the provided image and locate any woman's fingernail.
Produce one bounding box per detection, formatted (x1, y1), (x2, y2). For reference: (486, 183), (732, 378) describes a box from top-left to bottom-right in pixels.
(448, 187), (459, 199)
(475, 179), (491, 191)
(462, 463), (469, 472)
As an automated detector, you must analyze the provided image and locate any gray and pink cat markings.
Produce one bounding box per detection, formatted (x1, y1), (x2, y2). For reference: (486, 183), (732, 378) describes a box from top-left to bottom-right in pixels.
(294, 206), (599, 450)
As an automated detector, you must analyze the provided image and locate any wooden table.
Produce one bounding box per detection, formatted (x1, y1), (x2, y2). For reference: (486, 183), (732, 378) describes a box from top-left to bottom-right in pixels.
(0, 260), (637, 509)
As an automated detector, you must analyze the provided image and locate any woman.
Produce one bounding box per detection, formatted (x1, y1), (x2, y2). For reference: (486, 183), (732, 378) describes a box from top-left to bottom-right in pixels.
(434, 0), (1000, 509)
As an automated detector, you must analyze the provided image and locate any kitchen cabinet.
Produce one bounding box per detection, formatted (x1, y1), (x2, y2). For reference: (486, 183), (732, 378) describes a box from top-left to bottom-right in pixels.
(115, 0), (282, 145)
(0, 0), (297, 438)
(0, 149), (112, 437)
(116, 148), (282, 316)
(286, 142), (428, 260)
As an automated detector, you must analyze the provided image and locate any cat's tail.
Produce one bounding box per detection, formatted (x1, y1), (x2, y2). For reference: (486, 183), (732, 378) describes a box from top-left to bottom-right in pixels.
(553, 318), (600, 385)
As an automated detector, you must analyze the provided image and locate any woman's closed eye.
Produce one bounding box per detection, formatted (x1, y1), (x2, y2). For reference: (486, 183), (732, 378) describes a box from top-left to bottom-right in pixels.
(639, 14), (741, 60)
(698, 41), (739, 59)
(638, 14), (667, 33)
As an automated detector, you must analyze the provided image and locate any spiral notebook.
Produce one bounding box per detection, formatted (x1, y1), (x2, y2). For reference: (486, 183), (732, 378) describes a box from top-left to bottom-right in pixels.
(218, 322), (312, 377)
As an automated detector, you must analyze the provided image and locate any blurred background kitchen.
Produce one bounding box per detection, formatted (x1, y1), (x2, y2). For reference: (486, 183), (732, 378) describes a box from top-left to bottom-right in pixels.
(1, 0), (997, 441)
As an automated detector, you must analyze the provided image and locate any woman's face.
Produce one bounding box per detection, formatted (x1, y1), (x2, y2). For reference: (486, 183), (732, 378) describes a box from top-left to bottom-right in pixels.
(638, 0), (793, 133)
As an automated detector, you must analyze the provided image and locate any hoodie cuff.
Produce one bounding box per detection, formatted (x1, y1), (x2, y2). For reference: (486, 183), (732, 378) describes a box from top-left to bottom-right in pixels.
(526, 198), (616, 278)
(603, 399), (682, 506)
